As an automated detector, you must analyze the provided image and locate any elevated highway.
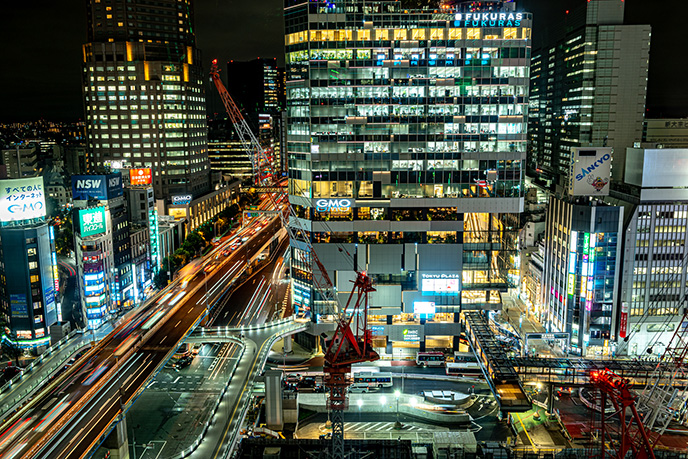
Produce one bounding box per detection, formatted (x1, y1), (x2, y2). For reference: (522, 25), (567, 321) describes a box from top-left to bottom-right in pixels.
(0, 214), (284, 459)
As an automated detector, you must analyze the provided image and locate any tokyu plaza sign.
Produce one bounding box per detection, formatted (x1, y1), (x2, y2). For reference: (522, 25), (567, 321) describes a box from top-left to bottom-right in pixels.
(455, 12), (524, 27)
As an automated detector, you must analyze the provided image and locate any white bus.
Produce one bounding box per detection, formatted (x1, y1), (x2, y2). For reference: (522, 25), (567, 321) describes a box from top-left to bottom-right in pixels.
(416, 351), (445, 367)
(353, 372), (393, 388)
(445, 352), (481, 376)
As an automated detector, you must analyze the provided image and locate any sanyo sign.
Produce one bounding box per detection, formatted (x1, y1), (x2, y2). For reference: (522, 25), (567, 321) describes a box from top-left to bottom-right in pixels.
(315, 198), (352, 212)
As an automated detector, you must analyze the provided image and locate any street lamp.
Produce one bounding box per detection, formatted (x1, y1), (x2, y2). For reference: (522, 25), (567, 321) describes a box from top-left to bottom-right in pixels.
(357, 398), (363, 421)
(394, 389), (402, 430)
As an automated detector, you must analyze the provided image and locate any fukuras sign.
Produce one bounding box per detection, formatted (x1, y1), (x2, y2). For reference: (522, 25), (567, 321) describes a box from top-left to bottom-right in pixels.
(315, 198), (352, 212)
(568, 147), (612, 196)
(454, 12), (524, 27)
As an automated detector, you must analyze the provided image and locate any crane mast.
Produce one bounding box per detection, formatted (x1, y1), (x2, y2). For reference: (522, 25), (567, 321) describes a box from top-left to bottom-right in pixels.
(210, 60), (379, 458)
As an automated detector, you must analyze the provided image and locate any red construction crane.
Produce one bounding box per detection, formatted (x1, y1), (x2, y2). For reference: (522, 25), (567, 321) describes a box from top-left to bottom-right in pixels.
(323, 272), (379, 458)
(589, 369), (656, 459)
(210, 60), (379, 458)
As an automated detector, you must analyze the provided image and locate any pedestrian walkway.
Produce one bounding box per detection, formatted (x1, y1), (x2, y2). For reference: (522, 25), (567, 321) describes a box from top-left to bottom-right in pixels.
(296, 419), (449, 443)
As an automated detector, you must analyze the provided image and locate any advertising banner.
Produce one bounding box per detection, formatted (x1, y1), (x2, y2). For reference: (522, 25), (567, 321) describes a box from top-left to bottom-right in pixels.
(171, 194), (192, 206)
(72, 173), (123, 200)
(0, 177), (46, 222)
(568, 147), (612, 196)
(619, 302), (629, 338)
(129, 168), (152, 186)
(78, 207), (107, 237)
(10, 294), (28, 318)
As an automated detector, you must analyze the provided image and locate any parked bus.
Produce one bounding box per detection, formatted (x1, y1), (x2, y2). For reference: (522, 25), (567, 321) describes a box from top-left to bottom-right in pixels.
(416, 351), (445, 367)
(445, 352), (481, 376)
(352, 372), (393, 388)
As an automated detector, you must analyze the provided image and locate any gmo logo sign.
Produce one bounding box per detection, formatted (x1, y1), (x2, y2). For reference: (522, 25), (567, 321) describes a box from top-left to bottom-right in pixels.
(315, 198), (351, 212)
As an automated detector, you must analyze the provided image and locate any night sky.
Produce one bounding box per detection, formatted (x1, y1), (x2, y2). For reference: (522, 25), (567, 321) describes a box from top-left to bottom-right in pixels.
(1, 0), (686, 122)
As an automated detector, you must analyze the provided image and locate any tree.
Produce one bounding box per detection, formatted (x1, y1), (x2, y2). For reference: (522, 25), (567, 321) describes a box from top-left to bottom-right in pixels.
(183, 232), (205, 255)
(198, 223), (214, 241)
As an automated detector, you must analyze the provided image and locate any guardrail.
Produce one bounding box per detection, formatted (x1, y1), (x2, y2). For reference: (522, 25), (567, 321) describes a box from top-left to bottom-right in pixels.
(225, 322), (307, 459)
(0, 329), (86, 422)
(169, 335), (245, 459)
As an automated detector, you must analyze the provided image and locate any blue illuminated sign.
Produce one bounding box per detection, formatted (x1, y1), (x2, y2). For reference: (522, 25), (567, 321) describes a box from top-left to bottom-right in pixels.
(454, 12), (523, 27)
(72, 173), (123, 200)
(315, 198), (352, 212)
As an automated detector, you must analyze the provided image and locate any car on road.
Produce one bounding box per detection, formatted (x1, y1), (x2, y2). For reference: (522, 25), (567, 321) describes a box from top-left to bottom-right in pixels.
(175, 356), (193, 369)
(222, 249), (231, 257)
(285, 373), (301, 384)
(204, 263), (216, 273)
(349, 383), (375, 393)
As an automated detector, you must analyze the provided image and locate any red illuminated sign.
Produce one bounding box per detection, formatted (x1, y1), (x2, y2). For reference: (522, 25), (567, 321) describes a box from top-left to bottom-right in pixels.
(129, 168), (152, 186)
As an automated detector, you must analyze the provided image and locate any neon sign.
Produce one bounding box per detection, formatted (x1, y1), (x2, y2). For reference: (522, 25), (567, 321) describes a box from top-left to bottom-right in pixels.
(454, 12), (523, 27)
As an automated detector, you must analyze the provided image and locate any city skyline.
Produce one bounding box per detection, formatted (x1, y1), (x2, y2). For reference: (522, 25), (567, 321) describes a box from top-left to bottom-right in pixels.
(1, 0), (687, 122)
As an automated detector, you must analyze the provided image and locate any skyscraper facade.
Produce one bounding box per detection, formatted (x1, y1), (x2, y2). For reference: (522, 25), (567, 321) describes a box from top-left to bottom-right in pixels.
(82, 0), (210, 199)
(528, 0), (651, 186)
(285, 0), (531, 353)
(0, 177), (59, 347)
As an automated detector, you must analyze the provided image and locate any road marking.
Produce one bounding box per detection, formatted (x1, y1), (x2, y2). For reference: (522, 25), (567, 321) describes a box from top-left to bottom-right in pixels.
(515, 412), (536, 449)
(160, 335), (167, 345)
(212, 340), (265, 459)
(188, 307), (194, 314)
(174, 320), (181, 328)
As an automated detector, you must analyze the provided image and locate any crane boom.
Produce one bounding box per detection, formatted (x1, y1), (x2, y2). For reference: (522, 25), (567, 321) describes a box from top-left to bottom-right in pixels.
(209, 59), (265, 183)
(210, 59), (379, 458)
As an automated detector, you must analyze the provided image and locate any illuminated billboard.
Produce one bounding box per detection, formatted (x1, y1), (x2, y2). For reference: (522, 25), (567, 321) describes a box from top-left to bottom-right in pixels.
(171, 194), (192, 206)
(568, 147), (612, 196)
(72, 173), (123, 200)
(78, 207), (107, 237)
(413, 301), (436, 315)
(0, 177), (46, 222)
(129, 168), (152, 186)
(421, 273), (459, 296)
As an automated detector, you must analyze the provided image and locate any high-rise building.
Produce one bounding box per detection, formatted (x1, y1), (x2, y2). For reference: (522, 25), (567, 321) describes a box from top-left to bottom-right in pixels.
(207, 120), (254, 179)
(226, 58), (281, 124)
(226, 58), (284, 173)
(82, 0), (210, 199)
(72, 173), (132, 328)
(541, 196), (623, 356)
(285, 0), (531, 354)
(1, 144), (39, 179)
(642, 119), (688, 148)
(528, 0), (651, 186)
(0, 177), (59, 348)
(611, 148), (688, 357)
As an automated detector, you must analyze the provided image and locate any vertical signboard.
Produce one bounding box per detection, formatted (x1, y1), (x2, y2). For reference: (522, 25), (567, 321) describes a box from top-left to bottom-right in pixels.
(619, 302), (629, 339)
(568, 147), (612, 196)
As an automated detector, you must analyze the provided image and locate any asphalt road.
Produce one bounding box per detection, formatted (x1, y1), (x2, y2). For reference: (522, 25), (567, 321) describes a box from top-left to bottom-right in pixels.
(0, 215), (282, 459)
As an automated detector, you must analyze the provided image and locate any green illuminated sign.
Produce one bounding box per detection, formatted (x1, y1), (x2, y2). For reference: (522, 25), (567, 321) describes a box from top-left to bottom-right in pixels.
(79, 207), (106, 237)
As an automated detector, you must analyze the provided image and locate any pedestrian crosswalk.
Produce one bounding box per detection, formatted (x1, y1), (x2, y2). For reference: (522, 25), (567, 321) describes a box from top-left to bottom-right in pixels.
(344, 422), (436, 433)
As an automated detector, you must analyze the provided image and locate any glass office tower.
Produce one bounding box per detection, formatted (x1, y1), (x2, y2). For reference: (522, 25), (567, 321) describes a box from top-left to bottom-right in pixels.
(285, 0), (531, 354)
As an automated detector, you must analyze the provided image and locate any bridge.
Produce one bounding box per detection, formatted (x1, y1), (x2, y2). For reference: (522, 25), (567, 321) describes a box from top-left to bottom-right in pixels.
(462, 310), (673, 413)
(0, 214), (292, 459)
